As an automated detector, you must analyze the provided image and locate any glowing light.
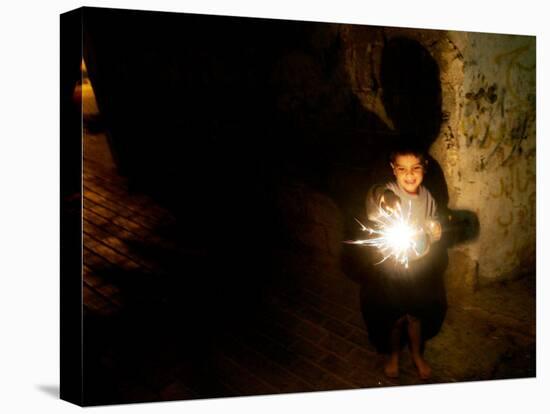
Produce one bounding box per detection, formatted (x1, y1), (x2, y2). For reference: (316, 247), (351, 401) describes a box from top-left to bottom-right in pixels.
(345, 201), (423, 268)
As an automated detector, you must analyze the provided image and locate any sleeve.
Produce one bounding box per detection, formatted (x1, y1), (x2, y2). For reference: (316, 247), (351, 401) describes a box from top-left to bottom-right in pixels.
(425, 191), (442, 242)
(366, 184), (387, 222)
(427, 192), (438, 220)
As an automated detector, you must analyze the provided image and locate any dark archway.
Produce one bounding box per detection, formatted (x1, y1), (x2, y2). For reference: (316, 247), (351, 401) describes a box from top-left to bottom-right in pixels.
(381, 36), (443, 148)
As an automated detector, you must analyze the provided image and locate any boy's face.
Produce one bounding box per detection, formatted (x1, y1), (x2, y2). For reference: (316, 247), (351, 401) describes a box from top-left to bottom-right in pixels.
(391, 154), (425, 195)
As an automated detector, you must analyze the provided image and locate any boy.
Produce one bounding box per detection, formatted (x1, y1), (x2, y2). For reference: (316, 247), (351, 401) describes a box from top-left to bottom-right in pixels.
(361, 147), (446, 380)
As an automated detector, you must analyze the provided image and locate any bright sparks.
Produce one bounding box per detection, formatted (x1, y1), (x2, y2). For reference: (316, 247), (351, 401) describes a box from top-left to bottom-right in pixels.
(345, 201), (422, 268)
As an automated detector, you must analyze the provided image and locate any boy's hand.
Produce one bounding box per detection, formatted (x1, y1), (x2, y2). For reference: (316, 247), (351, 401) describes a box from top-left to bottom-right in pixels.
(380, 190), (401, 215)
(426, 220), (442, 242)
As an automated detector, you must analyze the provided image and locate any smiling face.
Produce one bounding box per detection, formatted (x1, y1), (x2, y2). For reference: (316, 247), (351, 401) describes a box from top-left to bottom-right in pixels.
(391, 153), (425, 195)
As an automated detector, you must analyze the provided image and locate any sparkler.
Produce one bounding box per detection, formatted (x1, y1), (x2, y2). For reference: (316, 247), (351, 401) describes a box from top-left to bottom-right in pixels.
(345, 201), (427, 268)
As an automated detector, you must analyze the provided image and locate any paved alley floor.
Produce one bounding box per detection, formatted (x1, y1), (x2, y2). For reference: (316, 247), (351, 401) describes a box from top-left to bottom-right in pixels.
(80, 132), (535, 405)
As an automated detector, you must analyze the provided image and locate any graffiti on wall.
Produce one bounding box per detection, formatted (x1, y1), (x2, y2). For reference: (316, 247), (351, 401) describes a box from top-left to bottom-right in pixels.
(451, 37), (537, 279)
(462, 41), (535, 171)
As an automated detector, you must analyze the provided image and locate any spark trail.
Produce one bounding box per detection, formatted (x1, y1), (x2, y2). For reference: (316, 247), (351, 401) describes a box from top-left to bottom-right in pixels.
(345, 201), (423, 268)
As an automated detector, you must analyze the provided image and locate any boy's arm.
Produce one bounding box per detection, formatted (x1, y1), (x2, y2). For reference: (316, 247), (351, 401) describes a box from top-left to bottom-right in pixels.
(366, 185), (385, 221)
(366, 184), (401, 221)
(426, 196), (442, 241)
(427, 220), (442, 241)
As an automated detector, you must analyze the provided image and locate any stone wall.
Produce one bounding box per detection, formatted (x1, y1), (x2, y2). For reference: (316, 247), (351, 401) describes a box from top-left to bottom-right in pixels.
(339, 25), (536, 291)
(431, 32), (536, 288)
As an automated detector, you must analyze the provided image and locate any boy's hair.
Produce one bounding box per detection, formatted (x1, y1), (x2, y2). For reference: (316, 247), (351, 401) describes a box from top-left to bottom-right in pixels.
(388, 139), (429, 166)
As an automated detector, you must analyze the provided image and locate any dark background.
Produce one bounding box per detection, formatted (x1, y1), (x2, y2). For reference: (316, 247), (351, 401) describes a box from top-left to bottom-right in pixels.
(63, 6), (468, 405)
(81, 6), (446, 244)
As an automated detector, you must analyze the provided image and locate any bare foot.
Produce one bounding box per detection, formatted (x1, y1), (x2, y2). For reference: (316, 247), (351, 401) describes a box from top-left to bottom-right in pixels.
(412, 355), (432, 380)
(384, 353), (399, 378)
